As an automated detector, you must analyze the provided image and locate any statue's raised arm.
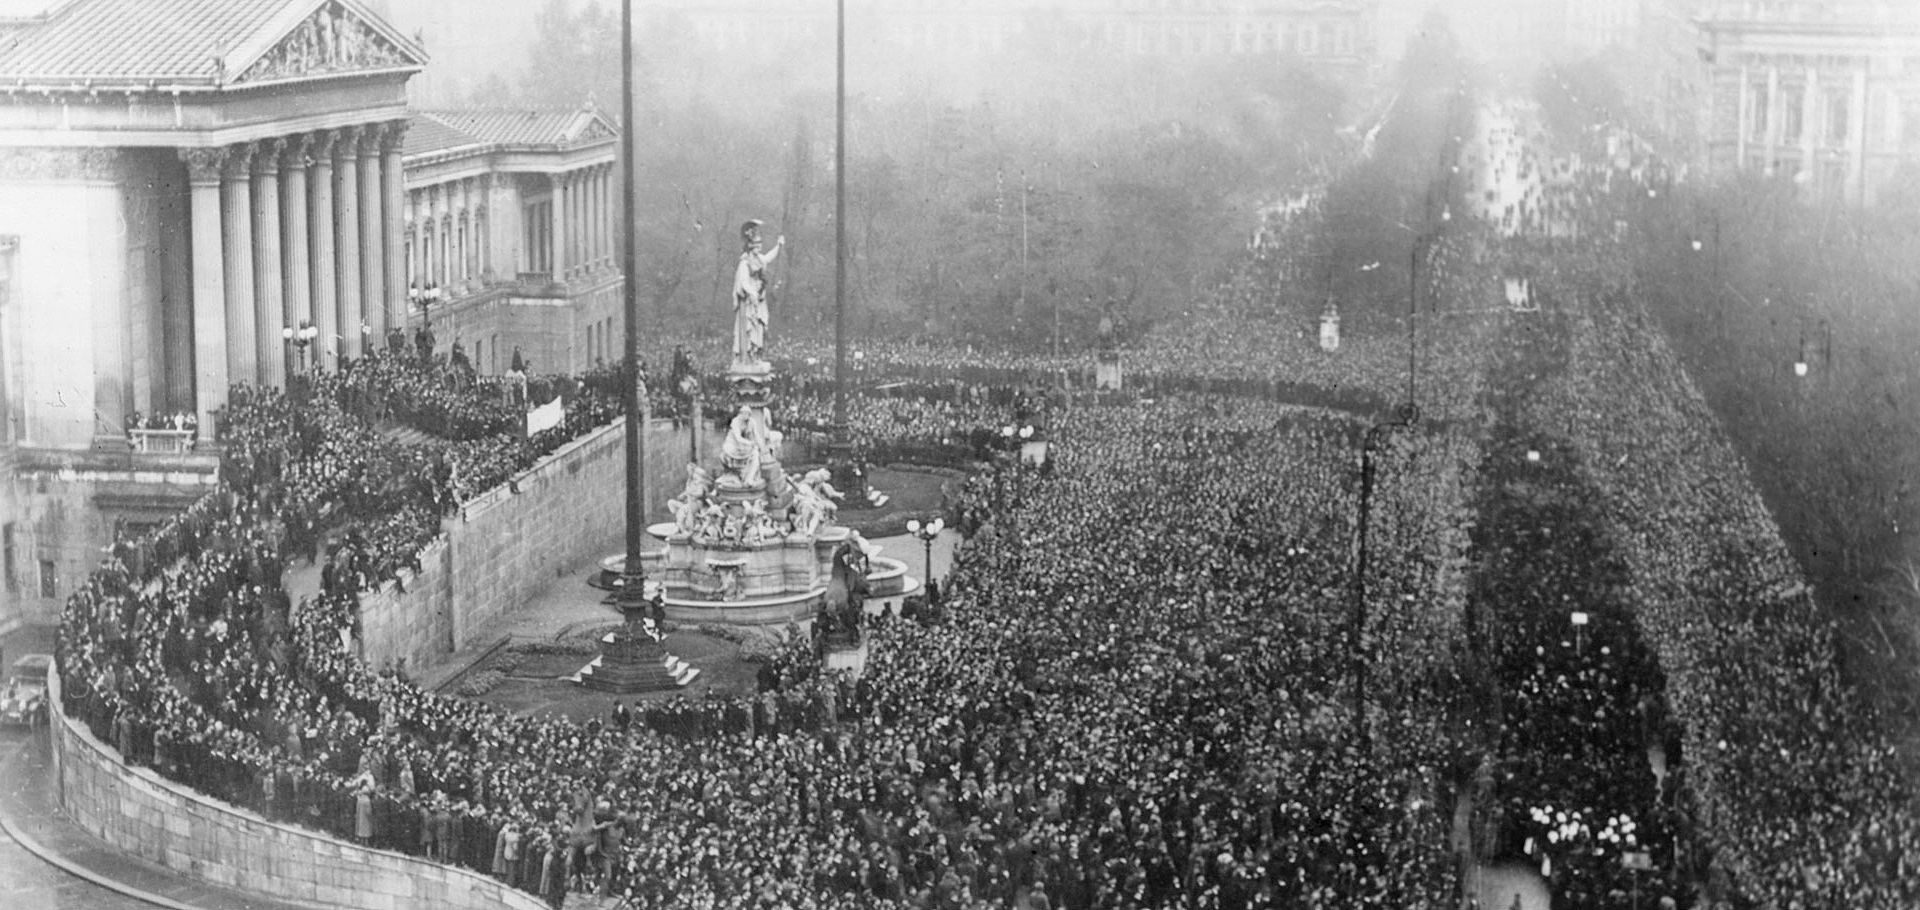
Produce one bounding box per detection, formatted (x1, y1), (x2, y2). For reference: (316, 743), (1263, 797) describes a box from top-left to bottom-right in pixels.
(731, 220), (783, 369)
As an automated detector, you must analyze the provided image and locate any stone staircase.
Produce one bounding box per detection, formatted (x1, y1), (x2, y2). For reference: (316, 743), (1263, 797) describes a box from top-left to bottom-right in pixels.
(571, 629), (699, 692)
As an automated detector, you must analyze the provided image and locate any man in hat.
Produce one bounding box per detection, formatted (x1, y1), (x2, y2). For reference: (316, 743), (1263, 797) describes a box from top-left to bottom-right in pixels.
(731, 219), (783, 368)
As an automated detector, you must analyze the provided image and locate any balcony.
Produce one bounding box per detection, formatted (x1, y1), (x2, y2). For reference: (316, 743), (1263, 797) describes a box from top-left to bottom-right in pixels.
(125, 428), (197, 455)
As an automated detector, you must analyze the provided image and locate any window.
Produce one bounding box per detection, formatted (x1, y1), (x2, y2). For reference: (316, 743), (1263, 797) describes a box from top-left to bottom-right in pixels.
(1749, 80), (1770, 142)
(39, 558), (55, 600)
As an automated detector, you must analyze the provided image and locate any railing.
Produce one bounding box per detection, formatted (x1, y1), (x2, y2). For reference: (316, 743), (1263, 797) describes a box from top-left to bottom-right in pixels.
(126, 429), (196, 454)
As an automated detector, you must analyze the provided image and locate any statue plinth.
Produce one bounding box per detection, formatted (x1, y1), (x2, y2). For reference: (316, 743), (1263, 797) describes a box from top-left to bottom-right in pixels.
(728, 360), (774, 409)
(712, 481), (767, 504)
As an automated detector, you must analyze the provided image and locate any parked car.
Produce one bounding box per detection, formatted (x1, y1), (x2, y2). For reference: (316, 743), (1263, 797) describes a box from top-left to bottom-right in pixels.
(0, 654), (51, 728)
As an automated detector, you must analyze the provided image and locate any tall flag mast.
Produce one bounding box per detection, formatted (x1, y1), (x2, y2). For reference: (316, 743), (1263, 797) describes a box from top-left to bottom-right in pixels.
(619, 0), (646, 605)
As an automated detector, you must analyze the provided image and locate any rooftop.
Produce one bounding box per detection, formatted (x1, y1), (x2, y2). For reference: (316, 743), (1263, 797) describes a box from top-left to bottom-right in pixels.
(405, 106), (619, 160)
(0, 0), (424, 90)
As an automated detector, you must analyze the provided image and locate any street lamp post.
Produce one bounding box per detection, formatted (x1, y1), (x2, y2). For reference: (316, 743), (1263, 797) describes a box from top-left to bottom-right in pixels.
(1793, 316), (1832, 379)
(282, 321), (318, 385)
(906, 517), (944, 594)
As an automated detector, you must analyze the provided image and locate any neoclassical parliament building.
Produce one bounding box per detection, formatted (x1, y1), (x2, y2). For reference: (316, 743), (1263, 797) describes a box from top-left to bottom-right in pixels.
(0, 0), (622, 631)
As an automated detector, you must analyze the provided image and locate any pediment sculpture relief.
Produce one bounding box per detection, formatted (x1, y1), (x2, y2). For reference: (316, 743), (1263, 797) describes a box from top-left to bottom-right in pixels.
(238, 1), (411, 83)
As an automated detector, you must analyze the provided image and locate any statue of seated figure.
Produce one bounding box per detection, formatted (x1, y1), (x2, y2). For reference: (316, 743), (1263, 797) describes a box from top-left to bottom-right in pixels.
(717, 406), (764, 490)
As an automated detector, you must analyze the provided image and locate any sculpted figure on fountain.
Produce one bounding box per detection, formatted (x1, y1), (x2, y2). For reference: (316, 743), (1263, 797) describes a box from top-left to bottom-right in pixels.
(719, 405), (767, 490)
(667, 464), (714, 536)
(731, 220), (783, 371)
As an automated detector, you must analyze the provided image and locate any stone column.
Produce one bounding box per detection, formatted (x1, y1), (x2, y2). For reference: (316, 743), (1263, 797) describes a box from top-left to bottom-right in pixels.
(252, 138), (286, 386)
(1765, 66), (1781, 174)
(359, 123), (386, 345)
(1737, 64), (1750, 167)
(580, 170), (592, 271)
(410, 190), (424, 289)
(335, 126), (364, 360)
(1849, 67), (1868, 205)
(551, 172), (568, 279)
(221, 143), (258, 392)
(456, 178), (471, 287)
(180, 148), (229, 433)
(609, 165), (621, 266)
(476, 174), (493, 280)
(439, 188), (453, 289)
(570, 173), (583, 274)
(282, 137), (312, 355)
(560, 173), (572, 274)
(587, 166), (601, 268)
(309, 130), (338, 370)
(1802, 67), (1819, 181)
(382, 121), (407, 327)
(465, 178), (479, 281)
(429, 184), (443, 288)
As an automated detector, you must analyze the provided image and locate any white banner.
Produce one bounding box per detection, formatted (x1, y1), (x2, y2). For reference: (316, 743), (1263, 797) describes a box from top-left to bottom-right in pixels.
(525, 396), (564, 437)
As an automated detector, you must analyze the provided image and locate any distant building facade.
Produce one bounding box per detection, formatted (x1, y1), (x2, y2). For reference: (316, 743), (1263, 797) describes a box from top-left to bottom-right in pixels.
(401, 107), (622, 376)
(1696, 0), (1920, 204)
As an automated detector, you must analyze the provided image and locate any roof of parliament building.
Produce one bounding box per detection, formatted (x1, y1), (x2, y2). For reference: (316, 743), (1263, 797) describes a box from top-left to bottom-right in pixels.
(404, 107), (618, 160)
(0, 0), (424, 90)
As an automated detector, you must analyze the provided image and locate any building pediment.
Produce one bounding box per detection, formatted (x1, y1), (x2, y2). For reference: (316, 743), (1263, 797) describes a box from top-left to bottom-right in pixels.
(230, 0), (425, 86)
(575, 115), (618, 144)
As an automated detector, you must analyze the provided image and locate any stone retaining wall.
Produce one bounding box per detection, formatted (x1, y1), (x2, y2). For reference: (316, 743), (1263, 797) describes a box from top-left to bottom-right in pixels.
(357, 417), (720, 675)
(48, 670), (546, 910)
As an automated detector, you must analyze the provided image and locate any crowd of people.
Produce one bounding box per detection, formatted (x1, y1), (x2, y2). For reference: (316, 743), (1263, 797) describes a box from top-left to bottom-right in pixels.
(57, 209), (1504, 909)
(47, 78), (1920, 910)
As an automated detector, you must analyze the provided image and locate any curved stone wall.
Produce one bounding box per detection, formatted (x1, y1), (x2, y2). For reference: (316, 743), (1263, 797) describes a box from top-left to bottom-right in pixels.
(48, 670), (546, 910)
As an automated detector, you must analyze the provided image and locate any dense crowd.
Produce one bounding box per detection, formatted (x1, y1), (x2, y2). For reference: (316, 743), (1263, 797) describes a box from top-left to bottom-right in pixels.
(56, 214), (1503, 908)
(48, 80), (1920, 910)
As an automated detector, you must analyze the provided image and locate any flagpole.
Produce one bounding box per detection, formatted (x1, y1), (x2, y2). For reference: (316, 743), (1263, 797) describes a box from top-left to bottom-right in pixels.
(619, 0), (647, 604)
(832, 0), (848, 449)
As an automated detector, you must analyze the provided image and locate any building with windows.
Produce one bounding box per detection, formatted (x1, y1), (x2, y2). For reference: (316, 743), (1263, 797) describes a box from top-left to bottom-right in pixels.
(0, 0), (429, 628)
(401, 106), (622, 376)
(0, 0), (627, 633)
(1697, 0), (1920, 204)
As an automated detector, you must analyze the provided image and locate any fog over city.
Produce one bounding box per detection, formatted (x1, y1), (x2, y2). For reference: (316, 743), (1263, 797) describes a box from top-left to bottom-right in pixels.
(2, 2), (1919, 910)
